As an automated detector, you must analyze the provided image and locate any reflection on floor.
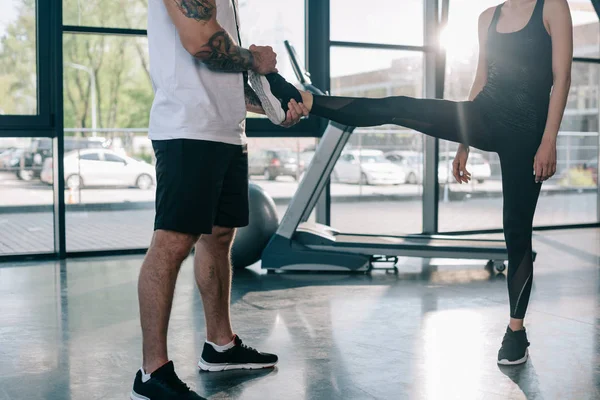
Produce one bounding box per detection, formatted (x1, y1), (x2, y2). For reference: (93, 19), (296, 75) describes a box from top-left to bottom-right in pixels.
(0, 229), (598, 400)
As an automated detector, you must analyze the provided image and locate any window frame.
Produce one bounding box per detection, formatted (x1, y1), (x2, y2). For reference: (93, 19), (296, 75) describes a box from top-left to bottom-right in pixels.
(0, 0), (53, 129)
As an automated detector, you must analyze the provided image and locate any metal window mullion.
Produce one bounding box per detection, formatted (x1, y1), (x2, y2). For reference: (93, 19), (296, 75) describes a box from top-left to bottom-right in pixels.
(62, 25), (147, 36)
(51, 0), (66, 258)
(308, 0), (331, 225)
(422, 0), (443, 234)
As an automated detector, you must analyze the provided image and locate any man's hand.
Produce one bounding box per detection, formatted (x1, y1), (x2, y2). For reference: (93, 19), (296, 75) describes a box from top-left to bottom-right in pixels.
(534, 136), (557, 183)
(280, 99), (309, 128)
(452, 144), (471, 184)
(249, 45), (278, 75)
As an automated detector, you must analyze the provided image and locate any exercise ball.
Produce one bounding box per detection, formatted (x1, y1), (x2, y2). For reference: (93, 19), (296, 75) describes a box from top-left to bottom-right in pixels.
(231, 183), (279, 269)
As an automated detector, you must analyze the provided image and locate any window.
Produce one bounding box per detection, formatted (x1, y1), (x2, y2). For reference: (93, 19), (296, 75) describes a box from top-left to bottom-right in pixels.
(439, 0), (600, 231)
(247, 137), (318, 221)
(534, 62), (599, 226)
(330, 0), (424, 46)
(569, 0), (600, 57)
(63, 0), (147, 30)
(0, 137), (54, 255)
(0, 0), (37, 115)
(80, 153), (100, 161)
(104, 153), (125, 163)
(238, 0), (305, 84)
(330, 47), (425, 235)
(63, 34), (154, 252)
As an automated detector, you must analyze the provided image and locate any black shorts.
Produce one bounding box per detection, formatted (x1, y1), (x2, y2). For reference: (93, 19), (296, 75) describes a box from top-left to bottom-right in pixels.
(152, 139), (249, 235)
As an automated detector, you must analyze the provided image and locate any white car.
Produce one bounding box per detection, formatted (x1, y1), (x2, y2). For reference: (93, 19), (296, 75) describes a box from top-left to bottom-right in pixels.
(334, 149), (406, 185)
(438, 152), (492, 184)
(385, 151), (492, 184)
(41, 149), (156, 190)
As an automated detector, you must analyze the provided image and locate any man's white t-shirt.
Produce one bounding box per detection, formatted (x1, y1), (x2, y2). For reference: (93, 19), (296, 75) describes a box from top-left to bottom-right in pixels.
(147, 0), (247, 145)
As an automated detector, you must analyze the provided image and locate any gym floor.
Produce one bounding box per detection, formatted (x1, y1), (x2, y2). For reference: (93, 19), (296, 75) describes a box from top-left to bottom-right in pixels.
(1, 228), (598, 400)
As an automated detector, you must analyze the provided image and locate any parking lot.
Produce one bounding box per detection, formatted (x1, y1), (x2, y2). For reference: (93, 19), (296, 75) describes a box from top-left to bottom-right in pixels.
(1, 171), (597, 255)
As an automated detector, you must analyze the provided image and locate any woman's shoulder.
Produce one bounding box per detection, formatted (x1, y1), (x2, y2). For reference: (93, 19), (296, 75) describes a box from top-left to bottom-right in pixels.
(543, 0), (570, 14)
(478, 6), (497, 27)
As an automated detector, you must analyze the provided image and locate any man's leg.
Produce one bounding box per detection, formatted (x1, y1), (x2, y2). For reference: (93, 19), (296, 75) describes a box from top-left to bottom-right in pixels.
(139, 230), (198, 373)
(196, 143), (277, 372)
(194, 226), (236, 345)
(131, 139), (216, 400)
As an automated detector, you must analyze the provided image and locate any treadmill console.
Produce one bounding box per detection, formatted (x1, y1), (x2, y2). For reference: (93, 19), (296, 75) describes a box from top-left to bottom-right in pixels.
(284, 40), (325, 96)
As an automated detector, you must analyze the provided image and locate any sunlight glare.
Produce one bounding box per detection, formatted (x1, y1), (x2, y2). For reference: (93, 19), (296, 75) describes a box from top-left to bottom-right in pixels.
(440, 22), (479, 62)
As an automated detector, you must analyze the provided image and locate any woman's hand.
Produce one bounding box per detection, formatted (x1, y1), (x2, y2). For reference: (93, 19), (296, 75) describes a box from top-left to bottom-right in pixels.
(452, 145), (471, 184)
(534, 137), (557, 183)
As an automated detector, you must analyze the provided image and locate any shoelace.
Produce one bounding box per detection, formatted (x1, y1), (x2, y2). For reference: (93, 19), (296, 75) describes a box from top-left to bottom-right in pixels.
(236, 338), (258, 354)
(164, 373), (190, 394)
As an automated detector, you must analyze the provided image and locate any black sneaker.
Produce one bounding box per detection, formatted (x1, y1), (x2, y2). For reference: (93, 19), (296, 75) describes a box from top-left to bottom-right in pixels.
(248, 71), (304, 125)
(497, 327), (530, 366)
(131, 361), (206, 400)
(198, 335), (278, 372)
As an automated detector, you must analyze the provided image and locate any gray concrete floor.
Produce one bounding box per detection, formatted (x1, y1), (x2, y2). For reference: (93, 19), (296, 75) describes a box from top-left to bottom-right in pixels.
(0, 228), (599, 399)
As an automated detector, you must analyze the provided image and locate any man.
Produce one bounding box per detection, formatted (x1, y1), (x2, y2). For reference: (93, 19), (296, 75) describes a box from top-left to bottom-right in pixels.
(131, 0), (307, 399)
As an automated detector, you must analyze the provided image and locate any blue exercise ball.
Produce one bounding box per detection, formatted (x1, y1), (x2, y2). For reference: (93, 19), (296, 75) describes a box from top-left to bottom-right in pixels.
(231, 183), (279, 269)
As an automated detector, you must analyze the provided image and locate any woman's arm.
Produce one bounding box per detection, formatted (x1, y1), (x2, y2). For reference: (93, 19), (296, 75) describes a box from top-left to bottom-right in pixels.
(467, 8), (495, 102)
(453, 8), (495, 183)
(534, 0), (573, 183)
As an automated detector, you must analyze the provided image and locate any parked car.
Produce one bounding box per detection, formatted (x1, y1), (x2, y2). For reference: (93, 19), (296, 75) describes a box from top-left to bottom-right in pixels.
(248, 149), (303, 181)
(384, 151), (422, 184)
(334, 149), (406, 185)
(439, 152), (491, 183)
(41, 149), (156, 190)
(17, 137), (108, 181)
(0, 148), (18, 171)
(385, 151), (492, 184)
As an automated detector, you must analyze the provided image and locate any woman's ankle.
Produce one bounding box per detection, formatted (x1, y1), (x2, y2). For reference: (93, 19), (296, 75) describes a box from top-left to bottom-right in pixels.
(300, 91), (313, 112)
(509, 318), (524, 332)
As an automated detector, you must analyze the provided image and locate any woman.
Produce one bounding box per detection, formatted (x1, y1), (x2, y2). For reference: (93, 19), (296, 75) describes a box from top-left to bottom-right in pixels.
(259, 0), (573, 365)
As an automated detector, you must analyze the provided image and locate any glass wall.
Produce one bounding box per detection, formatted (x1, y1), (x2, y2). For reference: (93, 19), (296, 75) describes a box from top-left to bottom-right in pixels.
(330, 0), (424, 46)
(438, 0), (600, 232)
(329, 0), (426, 235)
(248, 137), (318, 222)
(238, 0), (305, 84)
(62, 33), (154, 251)
(1, 0), (599, 259)
(0, 0), (37, 115)
(330, 49), (425, 235)
(63, 0), (147, 29)
(58, 0), (308, 252)
(0, 137), (54, 255)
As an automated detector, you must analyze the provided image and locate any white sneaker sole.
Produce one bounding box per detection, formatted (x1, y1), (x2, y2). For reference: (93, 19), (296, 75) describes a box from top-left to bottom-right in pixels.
(130, 391), (150, 400)
(198, 359), (278, 372)
(248, 71), (286, 125)
(497, 349), (529, 366)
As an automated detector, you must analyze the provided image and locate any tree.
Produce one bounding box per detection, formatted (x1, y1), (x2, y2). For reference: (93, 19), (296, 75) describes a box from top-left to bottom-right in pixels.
(0, 0), (153, 135)
(0, 0), (37, 115)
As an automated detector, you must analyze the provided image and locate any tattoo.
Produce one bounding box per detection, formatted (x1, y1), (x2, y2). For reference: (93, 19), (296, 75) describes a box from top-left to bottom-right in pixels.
(173, 0), (214, 22)
(194, 31), (254, 72)
(244, 82), (262, 107)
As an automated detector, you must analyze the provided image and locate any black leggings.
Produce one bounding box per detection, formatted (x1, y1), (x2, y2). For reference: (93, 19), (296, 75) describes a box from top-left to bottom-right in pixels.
(311, 95), (543, 319)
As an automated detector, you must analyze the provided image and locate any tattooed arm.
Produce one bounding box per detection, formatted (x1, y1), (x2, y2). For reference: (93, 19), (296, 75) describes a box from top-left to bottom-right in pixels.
(162, 0), (277, 74)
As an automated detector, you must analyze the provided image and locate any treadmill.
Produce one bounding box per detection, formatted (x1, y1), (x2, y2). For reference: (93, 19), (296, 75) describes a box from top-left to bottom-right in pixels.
(261, 41), (535, 273)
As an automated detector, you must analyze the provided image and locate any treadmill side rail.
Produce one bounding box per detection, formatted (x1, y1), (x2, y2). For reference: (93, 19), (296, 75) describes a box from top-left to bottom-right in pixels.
(261, 234), (371, 271)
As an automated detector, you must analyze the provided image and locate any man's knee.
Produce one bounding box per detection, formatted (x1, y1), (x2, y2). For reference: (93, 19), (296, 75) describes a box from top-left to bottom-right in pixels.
(150, 229), (199, 263)
(197, 226), (236, 251)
